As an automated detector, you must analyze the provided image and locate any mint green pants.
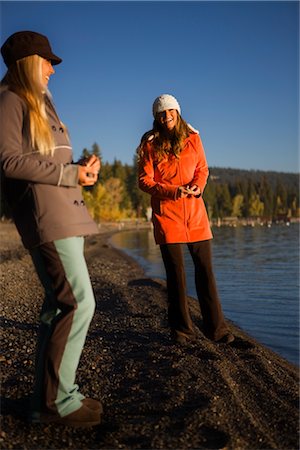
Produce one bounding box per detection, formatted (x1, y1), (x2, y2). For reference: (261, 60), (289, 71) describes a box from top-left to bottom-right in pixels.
(30, 237), (95, 419)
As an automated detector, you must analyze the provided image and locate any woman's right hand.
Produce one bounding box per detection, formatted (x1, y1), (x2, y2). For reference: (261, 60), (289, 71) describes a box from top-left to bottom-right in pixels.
(177, 186), (190, 198)
(177, 185), (201, 199)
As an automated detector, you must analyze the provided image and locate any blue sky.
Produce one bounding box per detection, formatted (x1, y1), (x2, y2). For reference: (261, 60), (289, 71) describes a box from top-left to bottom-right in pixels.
(1, 1), (299, 172)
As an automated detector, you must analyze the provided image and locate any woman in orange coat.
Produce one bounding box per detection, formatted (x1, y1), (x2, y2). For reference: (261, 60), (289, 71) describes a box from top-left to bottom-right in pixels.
(138, 94), (234, 345)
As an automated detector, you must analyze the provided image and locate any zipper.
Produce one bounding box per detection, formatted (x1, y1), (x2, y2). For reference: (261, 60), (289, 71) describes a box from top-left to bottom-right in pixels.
(177, 157), (189, 241)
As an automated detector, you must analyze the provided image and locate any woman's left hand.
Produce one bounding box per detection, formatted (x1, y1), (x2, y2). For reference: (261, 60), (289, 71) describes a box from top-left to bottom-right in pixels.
(78, 155), (101, 186)
(85, 155), (101, 173)
(188, 184), (201, 196)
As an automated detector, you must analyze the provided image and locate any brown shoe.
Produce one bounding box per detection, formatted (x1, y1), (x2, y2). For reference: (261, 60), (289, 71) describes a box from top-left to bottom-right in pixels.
(215, 333), (235, 344)
(172, 330), (196, 346)
(82, 398), (103, 414)
(38, 405), (101, 428)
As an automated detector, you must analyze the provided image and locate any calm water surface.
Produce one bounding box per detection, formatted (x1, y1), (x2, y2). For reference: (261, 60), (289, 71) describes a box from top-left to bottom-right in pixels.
(111, 224), (299, 366)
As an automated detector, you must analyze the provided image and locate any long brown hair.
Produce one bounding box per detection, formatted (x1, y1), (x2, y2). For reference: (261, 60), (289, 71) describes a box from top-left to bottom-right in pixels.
(139, 113), (191, 162)
(1, 55), (55, 155)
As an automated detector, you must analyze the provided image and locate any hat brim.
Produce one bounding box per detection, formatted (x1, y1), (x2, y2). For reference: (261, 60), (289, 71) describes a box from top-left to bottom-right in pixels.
(51, 56), (62, 65)
(41, 52), (62, 65)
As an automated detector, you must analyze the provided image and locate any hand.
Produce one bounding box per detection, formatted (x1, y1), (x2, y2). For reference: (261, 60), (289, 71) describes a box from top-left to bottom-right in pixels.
(78, 155), (100, 186)
(177, 186), (190, 198)
(85, 154), (101, 173)
(177, 185), (201, 199)
(187, 184), (201, 196)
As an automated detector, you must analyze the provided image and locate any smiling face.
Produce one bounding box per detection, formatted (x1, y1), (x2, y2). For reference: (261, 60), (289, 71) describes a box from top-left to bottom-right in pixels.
(157, 109), (178, 131)
(41, 58), (55, 87)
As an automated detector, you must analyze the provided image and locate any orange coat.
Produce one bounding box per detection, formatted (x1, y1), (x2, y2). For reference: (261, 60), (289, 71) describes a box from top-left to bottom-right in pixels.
(138, 131), (213, 245)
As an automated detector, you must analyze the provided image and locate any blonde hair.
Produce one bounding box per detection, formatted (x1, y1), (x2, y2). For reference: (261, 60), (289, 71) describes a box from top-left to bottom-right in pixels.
(138, 114), (190, 162)
(1, 55), (55, 155)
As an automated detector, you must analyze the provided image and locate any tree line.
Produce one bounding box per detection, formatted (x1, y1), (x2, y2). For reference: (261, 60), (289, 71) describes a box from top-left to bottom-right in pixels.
(81, 143), (299, 223)
(1, 142), (299, 222)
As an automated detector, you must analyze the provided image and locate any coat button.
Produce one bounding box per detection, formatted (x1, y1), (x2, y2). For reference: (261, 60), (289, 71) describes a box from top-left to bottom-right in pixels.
(52, 125), (56, 131)
(74, 200), (79, 206)
(59, 127), (64, 133)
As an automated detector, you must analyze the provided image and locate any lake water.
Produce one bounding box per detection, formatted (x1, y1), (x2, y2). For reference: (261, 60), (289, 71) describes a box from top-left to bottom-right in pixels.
(111, 224), (299, 366)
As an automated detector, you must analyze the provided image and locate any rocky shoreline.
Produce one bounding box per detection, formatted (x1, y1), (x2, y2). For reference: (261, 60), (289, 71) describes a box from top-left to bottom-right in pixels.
(0, 221), (299, 450)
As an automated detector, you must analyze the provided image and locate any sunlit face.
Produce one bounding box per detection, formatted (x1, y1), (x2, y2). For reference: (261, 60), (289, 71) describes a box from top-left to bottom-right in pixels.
(157, 109), (178, 131)
(41, 58), (55, 87)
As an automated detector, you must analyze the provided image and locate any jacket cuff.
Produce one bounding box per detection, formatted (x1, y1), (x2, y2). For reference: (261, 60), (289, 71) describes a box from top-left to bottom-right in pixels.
(59, 164), (78, 187)
(169, 186), (179, 200)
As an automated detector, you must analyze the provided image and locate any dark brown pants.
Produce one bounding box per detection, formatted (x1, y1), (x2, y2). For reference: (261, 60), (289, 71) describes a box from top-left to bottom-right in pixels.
(160, 240), (228, 340)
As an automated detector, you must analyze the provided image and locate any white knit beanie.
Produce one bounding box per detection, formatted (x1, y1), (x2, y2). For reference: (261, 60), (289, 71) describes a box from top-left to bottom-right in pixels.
(152, 94), (181, 117)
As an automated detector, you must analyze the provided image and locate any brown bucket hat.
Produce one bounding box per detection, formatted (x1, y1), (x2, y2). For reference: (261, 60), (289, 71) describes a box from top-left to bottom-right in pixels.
(1, 30), (62, 67)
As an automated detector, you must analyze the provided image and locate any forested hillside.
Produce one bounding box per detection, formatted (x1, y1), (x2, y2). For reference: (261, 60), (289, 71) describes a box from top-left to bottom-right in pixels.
(1, 143), (299, 223)
(204, 167), (299, 222)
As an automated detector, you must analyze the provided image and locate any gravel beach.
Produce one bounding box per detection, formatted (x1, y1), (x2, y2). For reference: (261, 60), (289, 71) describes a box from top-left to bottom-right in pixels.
(0, 221), (299, 450)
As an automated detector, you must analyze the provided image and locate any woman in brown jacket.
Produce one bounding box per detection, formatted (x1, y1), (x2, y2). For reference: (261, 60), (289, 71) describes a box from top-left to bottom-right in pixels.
(0, 31), (102, 427)
(138, 94), (234, 345)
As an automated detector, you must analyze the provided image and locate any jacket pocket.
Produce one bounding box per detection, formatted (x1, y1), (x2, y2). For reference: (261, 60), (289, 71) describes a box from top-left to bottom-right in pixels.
(160, 198), (184, 223)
